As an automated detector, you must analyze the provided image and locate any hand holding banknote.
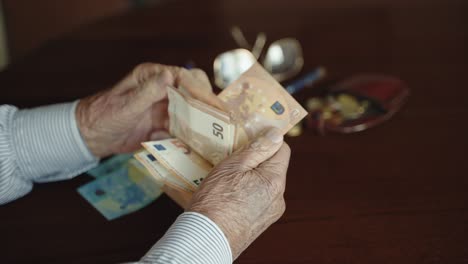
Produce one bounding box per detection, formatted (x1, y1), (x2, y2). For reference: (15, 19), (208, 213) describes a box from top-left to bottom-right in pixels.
(134, 61), (306, 259)
(76, 63), (223, 158)
(140, 62), (306, 200)
(188, 128), (291, 260)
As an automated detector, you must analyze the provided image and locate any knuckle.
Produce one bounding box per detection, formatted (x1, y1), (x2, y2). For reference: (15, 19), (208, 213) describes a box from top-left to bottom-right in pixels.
(269, 177), (286, 195)
(190, 68), (206, 76)
(260, 167), (286, 194)
(236, 149), (263, 170)
(132, 63), (156, 85)
(190, 68), (210, 81)
(269, 198), (286, 223)
(133, 62), (156, 74)
(282, 142), (292, 157)
(177, 68), (193, 84)
(276, 199), (286, 218)
(234, 154), (253, 171)
(179, 67), (190, 77)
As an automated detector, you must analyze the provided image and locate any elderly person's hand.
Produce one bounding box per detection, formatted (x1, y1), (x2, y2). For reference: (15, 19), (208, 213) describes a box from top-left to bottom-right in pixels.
(76, 63), (224, 158)
(188, 128), (291, 260)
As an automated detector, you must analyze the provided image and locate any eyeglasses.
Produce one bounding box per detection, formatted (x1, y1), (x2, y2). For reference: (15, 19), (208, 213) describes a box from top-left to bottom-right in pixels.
(214, 26), (304, 89)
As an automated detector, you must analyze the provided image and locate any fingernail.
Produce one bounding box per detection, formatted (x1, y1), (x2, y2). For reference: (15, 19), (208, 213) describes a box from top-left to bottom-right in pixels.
(264, 128), (283, 143)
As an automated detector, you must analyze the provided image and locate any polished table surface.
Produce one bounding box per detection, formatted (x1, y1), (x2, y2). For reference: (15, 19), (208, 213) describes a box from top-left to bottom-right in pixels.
(1, 0), (468, 263)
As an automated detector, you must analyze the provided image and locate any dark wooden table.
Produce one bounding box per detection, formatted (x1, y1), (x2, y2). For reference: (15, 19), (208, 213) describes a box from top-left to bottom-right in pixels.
(1, 0), (468, 263)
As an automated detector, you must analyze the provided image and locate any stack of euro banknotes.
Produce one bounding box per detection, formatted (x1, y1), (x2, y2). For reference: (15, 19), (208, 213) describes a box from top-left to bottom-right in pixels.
(134, 62), (308, 208)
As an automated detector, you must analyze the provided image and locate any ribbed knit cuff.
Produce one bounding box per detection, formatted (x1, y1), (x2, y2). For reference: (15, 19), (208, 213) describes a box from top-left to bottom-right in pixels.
(142, 212), (232, 264)
(12, 101), (98, 182)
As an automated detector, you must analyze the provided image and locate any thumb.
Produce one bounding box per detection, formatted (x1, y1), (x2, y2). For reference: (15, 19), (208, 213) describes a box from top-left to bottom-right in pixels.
(256, 142), (291, 192)
(129, 70), (174, 113)
(227, 128), (284, 171)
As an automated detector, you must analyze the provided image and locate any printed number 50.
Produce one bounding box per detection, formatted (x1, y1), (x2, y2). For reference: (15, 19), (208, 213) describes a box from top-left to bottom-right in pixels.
(212, 123), (224, 140)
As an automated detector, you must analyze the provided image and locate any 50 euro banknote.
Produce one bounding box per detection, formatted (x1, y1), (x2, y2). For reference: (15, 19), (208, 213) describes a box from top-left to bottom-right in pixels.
(141, 139), (212, 192)
(139, 62), (307, 205)
(167, 86), (235, 165)
(132, 152), (193, 208)
(166, 62), (308, 161)
(218, 62), (308, 150)
(134, 150), (193, 193)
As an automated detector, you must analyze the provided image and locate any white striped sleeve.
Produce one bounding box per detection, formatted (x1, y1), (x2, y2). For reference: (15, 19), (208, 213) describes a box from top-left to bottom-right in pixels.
(0, 102), (98, 204)
(137, 212), (232, 264)
(1, 103), (232, 264)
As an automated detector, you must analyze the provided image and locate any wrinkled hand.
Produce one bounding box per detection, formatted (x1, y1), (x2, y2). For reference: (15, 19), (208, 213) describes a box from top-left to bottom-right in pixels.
(76, 63), (224, 158)
(188, 128), (291, 260)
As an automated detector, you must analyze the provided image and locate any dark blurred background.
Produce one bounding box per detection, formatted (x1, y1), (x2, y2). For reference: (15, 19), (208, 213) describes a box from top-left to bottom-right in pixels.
(1, 0), (464, 70)
(0, 1), (467, 263)
(0, 0), (167, 69)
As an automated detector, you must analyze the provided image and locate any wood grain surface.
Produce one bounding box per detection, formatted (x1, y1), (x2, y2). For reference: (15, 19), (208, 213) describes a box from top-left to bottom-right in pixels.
(0, 0), (467, 263)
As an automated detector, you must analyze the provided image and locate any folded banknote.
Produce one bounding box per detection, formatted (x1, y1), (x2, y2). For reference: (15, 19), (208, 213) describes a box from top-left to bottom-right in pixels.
(87, 153), (134, 178)
(142, 139), (211, 191)
(134, 150), (193, 193)
(138, 62), (307, 206)
(78, 157), (163, 220)
(219, 62), (308, 149)
(167, 86), (235, 165)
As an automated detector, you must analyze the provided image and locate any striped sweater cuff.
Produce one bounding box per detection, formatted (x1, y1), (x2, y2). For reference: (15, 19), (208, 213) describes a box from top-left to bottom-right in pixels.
(11, 101), (98, 182)
(142, 212), (232, 264)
